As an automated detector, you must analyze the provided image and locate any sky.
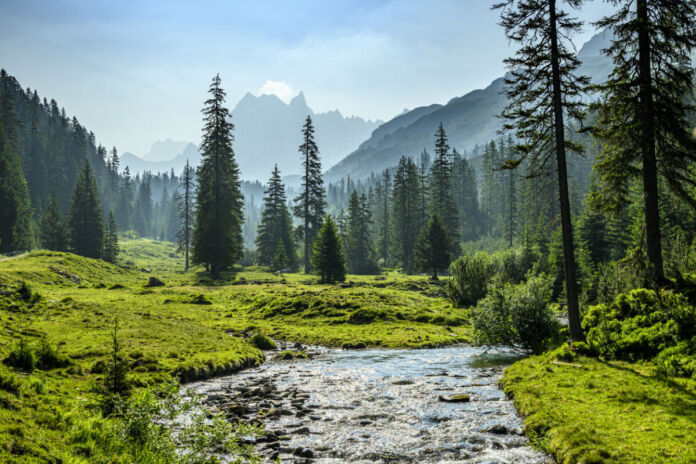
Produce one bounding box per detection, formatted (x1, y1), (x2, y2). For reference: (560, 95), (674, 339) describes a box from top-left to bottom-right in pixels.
(0, 0), (616, 155)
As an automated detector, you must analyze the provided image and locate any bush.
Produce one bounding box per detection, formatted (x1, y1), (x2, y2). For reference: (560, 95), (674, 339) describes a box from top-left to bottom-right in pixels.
(249, 333), (276, 350)
(655, 340), (696, 379)
(447, 252), (497, 307)
(0, 366), (22, 394)
(5, 339), (37, 372)
(470, 273), (560, 354)
(583, 289), (696, 363)
(36, 338), (71, 369)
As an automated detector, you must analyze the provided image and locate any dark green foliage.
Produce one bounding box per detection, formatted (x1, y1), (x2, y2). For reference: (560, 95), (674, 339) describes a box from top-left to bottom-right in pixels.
(4, 339), (36, 372)
(257, 165), (295, 268)
(451, 150), (480, 242)
(495, 0), (588, 341)
(589, 0), (696, 283)
(103, 211), (119, 263)
(372, 170), (392, 266)
(68, 160), (104, 259)
(35, 338), (71, 370)
(271, 240), (289, 272)
(192, 75), (244, 276)
(429, 124), (459, 255)
(116, 167), (134, 231)
(177, 160), (195, 271)
(414, 214), (452, 280)
(583, 289), (696, 366)
(447, 252), (497, 307)
(40, 189), (67, 251)
(133, 172), (153, 237)
(249, 333), (277, 351)
(100, 321), (132, 416)
(391, 156), (421, 273)
(293, 116), (326, 272)
(312, 215), (346, 283)
(471, 273), (559, 354)
(346, 190), (378, 274)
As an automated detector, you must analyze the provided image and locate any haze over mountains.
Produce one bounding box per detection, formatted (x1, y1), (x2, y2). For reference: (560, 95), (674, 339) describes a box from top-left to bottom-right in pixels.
(121, 92), (381, 180)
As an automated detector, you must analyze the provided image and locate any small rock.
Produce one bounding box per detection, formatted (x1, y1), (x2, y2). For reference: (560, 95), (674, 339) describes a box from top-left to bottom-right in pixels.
(481, 424), (511, 435)
(146, 277), (165, 287)
(438, 394), (470, 403)
(293, 447), (314, 458)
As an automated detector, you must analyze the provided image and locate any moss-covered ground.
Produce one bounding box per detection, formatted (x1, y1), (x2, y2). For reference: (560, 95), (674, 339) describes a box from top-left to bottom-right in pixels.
(502, 349), (696, 464)
(0, 239), (469, 462)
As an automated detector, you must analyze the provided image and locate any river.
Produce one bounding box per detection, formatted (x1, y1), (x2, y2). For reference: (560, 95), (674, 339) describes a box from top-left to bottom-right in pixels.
(189, 345), (551, 463)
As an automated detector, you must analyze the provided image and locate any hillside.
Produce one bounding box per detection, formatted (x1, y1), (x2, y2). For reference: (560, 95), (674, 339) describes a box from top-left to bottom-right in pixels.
(325, 30), (614, 181)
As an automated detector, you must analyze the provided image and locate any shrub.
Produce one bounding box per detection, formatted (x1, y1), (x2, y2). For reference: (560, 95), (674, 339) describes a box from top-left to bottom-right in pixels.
(36, 338), (71, 370)
(248, 333), (276, 351)
(5, 339), (36, 372)
(471, 273), (559, 354)
(0, 366), (22, 394)
(446, 252), (497, 307)
(655, 340), (696, 379)
(583, 289), (696, 363)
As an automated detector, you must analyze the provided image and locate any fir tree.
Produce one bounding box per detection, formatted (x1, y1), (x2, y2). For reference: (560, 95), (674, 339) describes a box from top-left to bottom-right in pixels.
(346, 190), (377, 274)
(115, 166), (133, 231)
(293, 116), (326, 272)
(429, 123), (459, 255)
(134, 172), (153, 237)
(192, 75), (244, 276)
(414, 214), (453, 280)
(103, 211), (119, 263)
(68, 160), (104, 259)
(391, 157), (421, 273)
(256, 165), (295, 268)
(311, 215), (346, 284)
(451, 150), (480, 242)
(589, 0), (696, 284)
(272, 240), (289, 272)
(40, 189), (67, 251)
(177, 160), (195, 271)
(494, 0), (589, 341)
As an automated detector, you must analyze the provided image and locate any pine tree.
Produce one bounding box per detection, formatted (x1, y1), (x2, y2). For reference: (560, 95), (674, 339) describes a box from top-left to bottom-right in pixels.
(68, 160), (104, 259)
(256, 165), (295, 268)
(374, 170), (392, 266)
(115, 166), (134, 231)
(271, 240), (289, 272)
(495, 0), (589, 341)
(391, 157), (421, 273)
(192, 75), (244, 276)
(312, 215), (346, 283)
(0, 73), (33, 252)
(451, 150), (480, 242)
(177, 160), (195, 271)
(134, 172), (153, 237)
(414, 214), (453, 280)
(103, 211), (119, 263)
(429, 123), (459, 254)
(293, 116), (326, 272)
(40, 189), (67, 251)
(590, 0), (696, 284)
(346, 190), (377, 274)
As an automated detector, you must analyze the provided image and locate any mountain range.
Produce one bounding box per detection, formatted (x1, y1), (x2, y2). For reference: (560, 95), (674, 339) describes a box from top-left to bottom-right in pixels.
(121, 92), (381, 180)
(324, 29), (615, 181)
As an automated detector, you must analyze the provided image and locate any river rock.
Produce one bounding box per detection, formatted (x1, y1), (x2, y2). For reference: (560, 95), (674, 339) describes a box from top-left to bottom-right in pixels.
(293, 447), (314, 458)
(480, 424), (511, 435)
(438, 394), (470, 403)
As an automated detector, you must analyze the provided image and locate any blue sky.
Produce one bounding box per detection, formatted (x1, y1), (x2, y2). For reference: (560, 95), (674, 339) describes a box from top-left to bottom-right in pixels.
(0, 0), (616, 154)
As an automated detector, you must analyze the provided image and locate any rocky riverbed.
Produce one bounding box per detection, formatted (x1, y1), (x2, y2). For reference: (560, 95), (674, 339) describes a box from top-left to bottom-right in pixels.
(188, 345), (551, 463)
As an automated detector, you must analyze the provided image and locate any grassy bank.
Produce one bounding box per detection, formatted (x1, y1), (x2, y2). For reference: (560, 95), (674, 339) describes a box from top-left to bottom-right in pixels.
(0, 239), (469, 462)
(502, 350), (696, 463)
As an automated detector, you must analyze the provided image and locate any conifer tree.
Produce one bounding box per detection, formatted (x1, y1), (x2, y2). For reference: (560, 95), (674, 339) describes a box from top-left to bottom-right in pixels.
(293, 116), (326, 272)
(103, 211), (119, 263)
(429, 123), (459, 255)
(134, 173), (153, 237)
(0, 74), (33, 253)
(177, 160), (195, 271)
(414, 214), (453, 280)
(312, 215), (346, 283)
(374, 170), (392, 266)
(346, 190), (377, 274)
(391, 157), (421, 273)
(590, 0), (696, 284)
(272, 240), (289, 272)
(451, 150), (480, 242)
(192, 75), (244, 276)
(68, 160), (104, 259)
(256, 165), (295, 268)
(40, 189), (67, 251)
(115, 166), (133, 231)
(495, 0), (589, 341)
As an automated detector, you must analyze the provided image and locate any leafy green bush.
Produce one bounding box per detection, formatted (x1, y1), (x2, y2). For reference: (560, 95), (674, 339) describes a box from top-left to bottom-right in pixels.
(583, 289), (696, 363)
(5, 339), (36, 372)
(655, 340), (696, 379)
(447, 252), (497, 307)
(249, 333), (276, 350)
(471, 273), (559, 354)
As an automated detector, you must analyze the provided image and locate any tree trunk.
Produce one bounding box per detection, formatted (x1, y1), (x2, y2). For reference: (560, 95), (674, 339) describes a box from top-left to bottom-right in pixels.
(549, 0), (584, 341)
(637, 0), (665, 284)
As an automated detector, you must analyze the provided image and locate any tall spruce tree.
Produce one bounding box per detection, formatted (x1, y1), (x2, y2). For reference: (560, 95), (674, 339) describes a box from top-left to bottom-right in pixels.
(0, 75), (33, 253)
(103, 211), (119, 263)
(312, 215), (346, 284)
(192, 75), (244, 276)
(177, 160), (195, 271)
(293, 116), (326, 272)
(391, 157), (421, 273)
(451, 150), (480, 242)
(414, 214), (453, 280)
(115, 166), (133, 231)
(68, 160), (104, 259)
(590, 0), (696, 284)
(40, 189), (67, 251)
(346, 190), (377, 274)
(134, 173), (153, 237)
(429, 123), (459, 255)
(256, 165), (295, 268)
(494, 0), (589, 341)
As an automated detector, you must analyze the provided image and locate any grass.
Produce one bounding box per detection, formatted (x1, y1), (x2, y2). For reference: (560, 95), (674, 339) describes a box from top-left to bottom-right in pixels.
(502, 349), (696, 464)
(0, 238), (469, 462)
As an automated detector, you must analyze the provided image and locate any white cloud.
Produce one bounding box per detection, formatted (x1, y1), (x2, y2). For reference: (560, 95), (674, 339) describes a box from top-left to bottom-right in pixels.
(257, 80), (297, 103)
